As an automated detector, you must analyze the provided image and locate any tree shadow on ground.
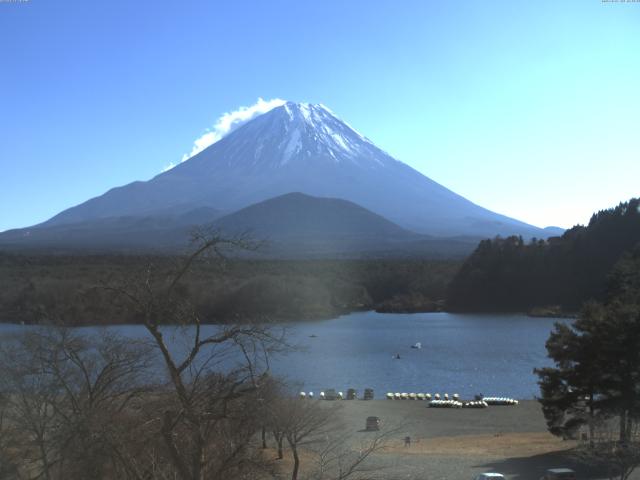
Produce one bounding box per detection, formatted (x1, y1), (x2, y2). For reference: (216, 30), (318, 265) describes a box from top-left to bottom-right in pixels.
(473, 449), (609, 480)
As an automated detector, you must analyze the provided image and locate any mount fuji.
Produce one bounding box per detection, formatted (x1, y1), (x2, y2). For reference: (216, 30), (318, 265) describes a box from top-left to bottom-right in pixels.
(1, 102), (561, 254)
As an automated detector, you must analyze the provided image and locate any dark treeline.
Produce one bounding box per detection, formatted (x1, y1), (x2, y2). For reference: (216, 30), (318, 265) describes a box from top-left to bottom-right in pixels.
(447, 198), (640, 312)
(0, 253), (459, 325)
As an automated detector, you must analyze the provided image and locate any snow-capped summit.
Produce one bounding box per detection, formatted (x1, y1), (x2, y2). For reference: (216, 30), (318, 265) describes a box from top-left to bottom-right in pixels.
(192, 101), (393, 171)
(37, 101), (552, 239)
(279, 102), (376, 163)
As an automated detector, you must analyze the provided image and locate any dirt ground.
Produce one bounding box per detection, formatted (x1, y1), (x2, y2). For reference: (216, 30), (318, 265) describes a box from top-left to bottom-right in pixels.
(272, 399), (640, 480)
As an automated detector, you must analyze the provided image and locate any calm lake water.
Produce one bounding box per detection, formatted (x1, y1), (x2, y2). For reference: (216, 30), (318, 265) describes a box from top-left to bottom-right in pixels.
(0, 311), (570, 399)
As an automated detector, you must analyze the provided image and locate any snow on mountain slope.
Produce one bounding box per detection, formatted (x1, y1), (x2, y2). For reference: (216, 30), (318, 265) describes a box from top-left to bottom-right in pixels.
(40, 102), (550, 238)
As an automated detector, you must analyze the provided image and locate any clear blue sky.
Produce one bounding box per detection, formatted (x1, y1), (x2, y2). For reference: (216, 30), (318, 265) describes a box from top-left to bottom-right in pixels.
(1, 0), (639, 232)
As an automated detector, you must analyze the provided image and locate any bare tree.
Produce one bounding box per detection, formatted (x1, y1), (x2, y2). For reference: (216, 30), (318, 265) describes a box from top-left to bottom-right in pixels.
(0, 393), (20, 480)
(575, 416), (640, 480)
(266, 398), (338, 480)
(0, 328), (153, 480)
(266, 396), (398, 480)
(0, 335), (60, 480)
(253, 375), (287, 457)
(0, 231), (291, 480)
(308, 426), (397, 480)
(106, 230), (287, 480)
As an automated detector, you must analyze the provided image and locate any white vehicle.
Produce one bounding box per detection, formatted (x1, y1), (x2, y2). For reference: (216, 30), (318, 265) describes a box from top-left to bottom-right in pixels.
(539, 469), (576, 480)
(473, 474), (506, 480)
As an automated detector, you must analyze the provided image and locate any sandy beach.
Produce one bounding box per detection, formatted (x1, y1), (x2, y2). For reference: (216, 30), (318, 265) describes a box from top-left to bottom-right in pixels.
(273, 399), (640, 480)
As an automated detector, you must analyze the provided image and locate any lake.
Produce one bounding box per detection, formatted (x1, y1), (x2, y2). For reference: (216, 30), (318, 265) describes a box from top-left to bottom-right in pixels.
(0, 311), (569, 399)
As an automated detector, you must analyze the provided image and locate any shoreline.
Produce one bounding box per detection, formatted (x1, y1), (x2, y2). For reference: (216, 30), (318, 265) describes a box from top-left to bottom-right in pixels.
(0, 308), (576, 327)
(307, 399), (597, 479)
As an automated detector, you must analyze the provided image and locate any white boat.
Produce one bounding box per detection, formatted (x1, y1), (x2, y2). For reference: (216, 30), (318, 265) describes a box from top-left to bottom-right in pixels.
(429, 399), (463, 408)
(483, 396), (519, 406)
(411, 342), (422, 349)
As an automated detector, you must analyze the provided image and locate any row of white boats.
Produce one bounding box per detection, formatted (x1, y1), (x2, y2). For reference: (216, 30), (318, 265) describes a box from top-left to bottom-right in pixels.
(429, 399), (483, 408)
(299, 391), (345, 399)
(297, 390), (519, 407)
(385, 392), (519, 407)
(427, 398), (518, 408)
(386, 392), (458, 401)
(481, 396), (520, 406)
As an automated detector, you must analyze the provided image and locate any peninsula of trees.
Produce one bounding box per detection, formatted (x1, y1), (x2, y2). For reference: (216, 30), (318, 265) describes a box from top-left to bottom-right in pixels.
(446, 198), (640, 314)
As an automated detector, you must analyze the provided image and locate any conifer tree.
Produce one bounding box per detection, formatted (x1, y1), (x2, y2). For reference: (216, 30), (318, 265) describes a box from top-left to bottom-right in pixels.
(536, 247), (640, 443)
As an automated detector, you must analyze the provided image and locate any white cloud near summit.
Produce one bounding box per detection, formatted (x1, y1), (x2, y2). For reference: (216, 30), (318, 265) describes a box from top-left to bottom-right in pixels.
(179, 97), (286, 164)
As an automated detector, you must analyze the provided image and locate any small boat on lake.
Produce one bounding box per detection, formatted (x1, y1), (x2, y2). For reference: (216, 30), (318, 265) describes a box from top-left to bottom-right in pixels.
(411, 342), (422, 349)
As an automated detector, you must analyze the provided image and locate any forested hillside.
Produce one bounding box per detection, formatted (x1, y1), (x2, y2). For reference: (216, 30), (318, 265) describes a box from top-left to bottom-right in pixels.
(0, 254), (458, 325)
(446, 198), (640, 312)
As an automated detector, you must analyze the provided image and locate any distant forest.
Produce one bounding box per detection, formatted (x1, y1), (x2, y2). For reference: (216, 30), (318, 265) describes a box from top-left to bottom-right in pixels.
(0, 254), (459, 325)
(447, 198), (640, 312)
(3, 199), (639, 324)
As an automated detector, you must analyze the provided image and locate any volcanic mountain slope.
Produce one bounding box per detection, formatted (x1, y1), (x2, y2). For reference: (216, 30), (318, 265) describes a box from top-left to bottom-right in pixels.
(211, 192), (479, 257)
(31, 102), (558, 239)
(213, 192), (416, 240)
(0, 207), (223, 252)
(0, 193), (480, 257)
